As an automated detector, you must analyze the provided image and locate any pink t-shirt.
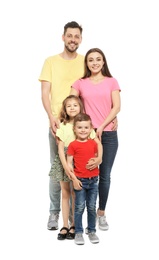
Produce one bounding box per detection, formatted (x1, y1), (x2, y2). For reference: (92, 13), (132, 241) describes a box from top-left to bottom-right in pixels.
(72, 77), (121, 131)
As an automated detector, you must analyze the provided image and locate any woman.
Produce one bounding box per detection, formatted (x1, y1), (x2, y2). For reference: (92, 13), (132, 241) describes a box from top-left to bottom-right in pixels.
(70, 47), (121, 231)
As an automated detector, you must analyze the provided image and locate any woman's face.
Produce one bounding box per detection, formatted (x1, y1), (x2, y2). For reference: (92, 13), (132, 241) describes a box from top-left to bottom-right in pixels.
(87, 52), (104, 74)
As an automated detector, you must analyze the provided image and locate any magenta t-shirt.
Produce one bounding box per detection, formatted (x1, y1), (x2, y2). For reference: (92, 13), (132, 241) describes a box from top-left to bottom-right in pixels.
(72, 77), (121, 131)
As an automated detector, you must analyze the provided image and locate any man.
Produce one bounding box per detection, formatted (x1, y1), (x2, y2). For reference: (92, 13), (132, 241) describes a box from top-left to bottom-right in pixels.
(39, 21), (84, 230)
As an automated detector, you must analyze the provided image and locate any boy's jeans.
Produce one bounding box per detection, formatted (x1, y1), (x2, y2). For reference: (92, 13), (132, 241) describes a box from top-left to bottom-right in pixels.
(74, 176), (98, 233)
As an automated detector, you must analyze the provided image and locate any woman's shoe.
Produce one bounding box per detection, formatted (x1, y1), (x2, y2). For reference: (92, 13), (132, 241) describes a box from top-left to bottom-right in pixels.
(57, 227), (69, 240)
(66, 226), (75, 239)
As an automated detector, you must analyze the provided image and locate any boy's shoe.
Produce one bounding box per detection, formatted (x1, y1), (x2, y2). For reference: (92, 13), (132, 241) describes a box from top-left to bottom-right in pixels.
(97, 215), (109, 230)
(85, 227), (88, 234)
(88, 232), (99, 243)
(74, 233), (85, 245)
(47, 213), (59, 230)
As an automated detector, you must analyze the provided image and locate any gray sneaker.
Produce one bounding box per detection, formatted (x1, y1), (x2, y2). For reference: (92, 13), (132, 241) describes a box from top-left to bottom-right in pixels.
(47, 213), (59, 230)
(74, 233), (85, 245)
(88, 232), (99, 243)
(85, 227), (88, 234)
(97, 215), (109, 230)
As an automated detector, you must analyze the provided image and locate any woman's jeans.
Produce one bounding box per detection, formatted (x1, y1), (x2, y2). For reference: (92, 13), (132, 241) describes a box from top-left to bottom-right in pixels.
(74, 176), (98, 233)
(98, 131), (118, 211)
(49, 128), (61, 214)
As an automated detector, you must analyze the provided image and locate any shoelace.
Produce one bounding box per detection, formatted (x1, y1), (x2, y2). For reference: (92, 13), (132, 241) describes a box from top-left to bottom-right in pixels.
(50, 214), (59, 221)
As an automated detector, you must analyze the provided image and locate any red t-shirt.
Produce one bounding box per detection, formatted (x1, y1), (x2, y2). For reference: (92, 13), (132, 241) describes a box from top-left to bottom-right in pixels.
(67, 139), (99, 178)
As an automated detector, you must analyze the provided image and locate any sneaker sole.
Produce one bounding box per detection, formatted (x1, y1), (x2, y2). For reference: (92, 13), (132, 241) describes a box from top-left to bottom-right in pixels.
(75, 241), (85, 245)
(89, 240), (99, 244)
(47, 226), (58, 230)
(98, 225), (109, 231)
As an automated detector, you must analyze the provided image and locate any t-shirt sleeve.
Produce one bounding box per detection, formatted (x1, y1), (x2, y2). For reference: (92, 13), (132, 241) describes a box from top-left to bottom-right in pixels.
(56, 124), (65, 142)
(71, 79), (81, 94)
(90, 129), (96, 139)
(67, 143), (74, 156)
(112, 77), (121, 92)
(38, 58), (52, 82)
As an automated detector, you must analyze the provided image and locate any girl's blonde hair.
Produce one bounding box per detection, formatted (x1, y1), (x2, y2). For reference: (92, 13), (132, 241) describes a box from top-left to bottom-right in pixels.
(59, 95), (84, 124)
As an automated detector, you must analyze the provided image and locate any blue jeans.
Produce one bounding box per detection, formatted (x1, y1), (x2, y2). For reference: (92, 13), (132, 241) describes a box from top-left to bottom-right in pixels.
(98, 131), (118, 211)
(74, 176), (98, 233)
(49, 128), (61, 214)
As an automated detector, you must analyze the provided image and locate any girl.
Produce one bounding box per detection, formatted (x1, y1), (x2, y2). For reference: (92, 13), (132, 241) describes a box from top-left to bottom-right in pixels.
(49, 95), (102, 240)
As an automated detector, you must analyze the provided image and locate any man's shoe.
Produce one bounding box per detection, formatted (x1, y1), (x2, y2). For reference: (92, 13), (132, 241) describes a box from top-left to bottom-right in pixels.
(74, 233), (85, 245)
(88, 232), (99, 243)
(97, 215), (109, 230)
(47, 213), (59, 230)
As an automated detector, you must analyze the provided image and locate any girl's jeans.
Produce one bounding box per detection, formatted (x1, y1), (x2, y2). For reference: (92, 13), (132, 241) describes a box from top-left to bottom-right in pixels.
(98, 131), (118, 211)
(74, 176), (98, 233)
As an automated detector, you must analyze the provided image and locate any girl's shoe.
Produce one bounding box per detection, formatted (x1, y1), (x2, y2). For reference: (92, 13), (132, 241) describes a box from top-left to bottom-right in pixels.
(66, 226), (75, 239)
(57, 227), (69, 240)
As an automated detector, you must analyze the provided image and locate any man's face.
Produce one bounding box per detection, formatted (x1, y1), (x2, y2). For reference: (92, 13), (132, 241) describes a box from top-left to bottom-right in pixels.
(62, 28), (82, 53)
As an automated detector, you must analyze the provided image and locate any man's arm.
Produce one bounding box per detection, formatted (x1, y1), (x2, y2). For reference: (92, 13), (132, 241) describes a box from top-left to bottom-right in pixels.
(41, 80), (59, 135)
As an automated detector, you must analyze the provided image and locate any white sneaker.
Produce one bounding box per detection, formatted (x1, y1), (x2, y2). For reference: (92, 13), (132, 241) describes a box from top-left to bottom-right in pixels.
(97, 215), (109, 230)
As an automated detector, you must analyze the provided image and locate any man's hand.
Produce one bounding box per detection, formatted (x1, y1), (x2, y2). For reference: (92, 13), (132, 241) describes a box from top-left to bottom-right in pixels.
(49, 115), (60, 136)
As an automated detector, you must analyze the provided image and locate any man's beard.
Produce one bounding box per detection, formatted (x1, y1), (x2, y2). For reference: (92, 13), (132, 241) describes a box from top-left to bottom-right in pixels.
(65, 44), (79, 53)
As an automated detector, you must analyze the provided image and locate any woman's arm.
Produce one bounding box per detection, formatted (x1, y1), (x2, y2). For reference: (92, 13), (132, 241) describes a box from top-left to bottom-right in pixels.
(96, 90), (121, 140)
(86, 137), (103, 171)
(70, 87), (119, 131)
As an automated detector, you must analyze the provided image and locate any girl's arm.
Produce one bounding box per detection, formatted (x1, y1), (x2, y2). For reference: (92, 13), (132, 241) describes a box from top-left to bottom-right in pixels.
(67, 154), (82, 190)
(58, 140), (73, 178)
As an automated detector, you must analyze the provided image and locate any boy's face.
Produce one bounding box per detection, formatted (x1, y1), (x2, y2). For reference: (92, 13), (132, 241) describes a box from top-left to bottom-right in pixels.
(74, 120), (92, 140)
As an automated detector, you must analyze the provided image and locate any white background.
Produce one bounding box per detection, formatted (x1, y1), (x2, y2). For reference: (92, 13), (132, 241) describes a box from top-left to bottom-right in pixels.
(0, 0), (159, 259)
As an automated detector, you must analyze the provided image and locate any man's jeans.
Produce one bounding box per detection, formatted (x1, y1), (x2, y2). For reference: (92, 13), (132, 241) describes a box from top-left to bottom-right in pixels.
(98, 131), (118, 211)
(74, 176), (98, 233)
(49, 128), (61, 214)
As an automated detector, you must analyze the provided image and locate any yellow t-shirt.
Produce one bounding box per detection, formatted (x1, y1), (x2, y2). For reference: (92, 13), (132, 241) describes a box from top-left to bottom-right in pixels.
(56, 122), (96, 147)
(39, 54), (84, 117)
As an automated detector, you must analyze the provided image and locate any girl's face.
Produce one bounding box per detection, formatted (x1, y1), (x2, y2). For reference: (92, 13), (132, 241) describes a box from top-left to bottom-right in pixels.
(87, 52), (104, 74)
(65, 98), (81, 119)
(74, 120), (92, 141)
